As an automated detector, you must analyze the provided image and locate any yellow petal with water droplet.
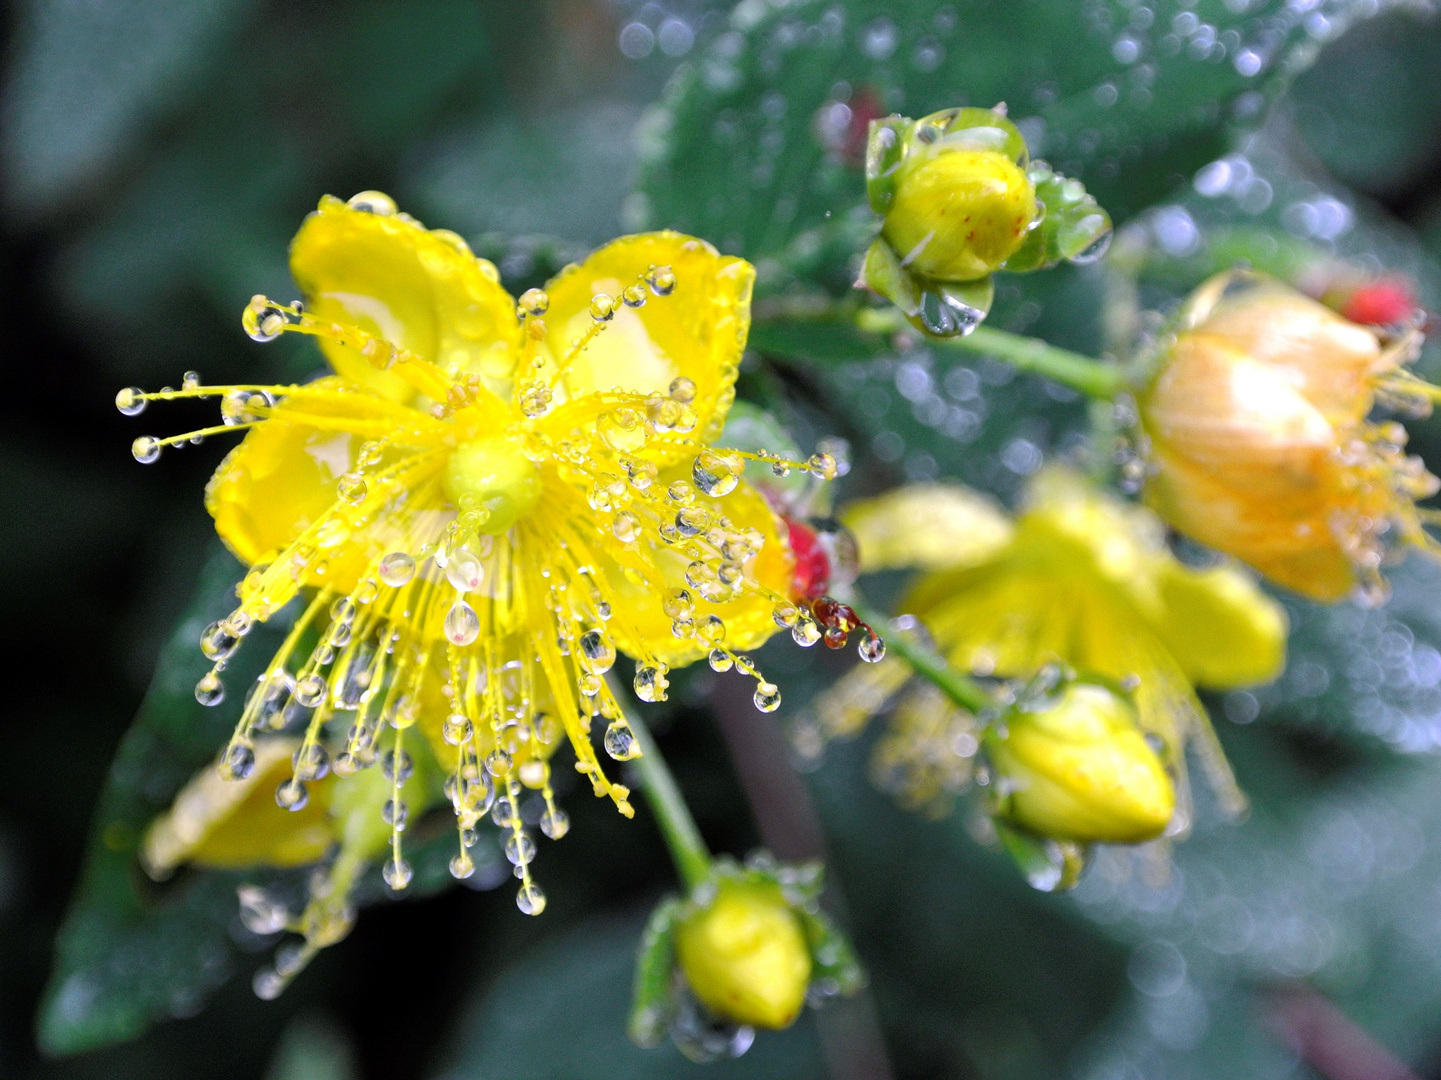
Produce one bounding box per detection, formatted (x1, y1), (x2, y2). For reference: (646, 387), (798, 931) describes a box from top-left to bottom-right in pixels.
(143, 740), (335, 876)
(538, 232), (753, 463)
(291, 195), (519, 403)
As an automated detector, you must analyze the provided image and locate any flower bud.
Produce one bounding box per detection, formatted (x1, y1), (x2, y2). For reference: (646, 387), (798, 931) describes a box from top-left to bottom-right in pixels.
(987, 683), (1174, 844)
(1138, 272), (1436, 603)
(675, 878), (812, 1030)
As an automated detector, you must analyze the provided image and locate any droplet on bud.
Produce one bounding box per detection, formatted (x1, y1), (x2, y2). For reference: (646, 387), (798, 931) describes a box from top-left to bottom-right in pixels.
(348, 190), (397, 216)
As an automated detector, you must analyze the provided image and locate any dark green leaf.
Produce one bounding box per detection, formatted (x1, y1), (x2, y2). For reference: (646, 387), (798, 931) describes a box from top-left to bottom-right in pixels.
(627, 897), (683, 1048)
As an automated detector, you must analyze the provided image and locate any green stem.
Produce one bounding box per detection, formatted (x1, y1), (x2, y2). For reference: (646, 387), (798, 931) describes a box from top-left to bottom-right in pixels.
(849, 595), (996, 715)
(938, 325), (1126, 400)
(856, 309), (1126, 400)
(610, 677), (712, 891)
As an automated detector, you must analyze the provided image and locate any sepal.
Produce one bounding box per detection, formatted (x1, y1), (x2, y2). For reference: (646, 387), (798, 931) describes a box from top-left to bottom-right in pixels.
(1001, 162), (1113, 273)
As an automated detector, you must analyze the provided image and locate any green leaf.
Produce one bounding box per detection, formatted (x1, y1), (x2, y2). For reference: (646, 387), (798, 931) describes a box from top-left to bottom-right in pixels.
(435, 914), (827, 1079)
(1001, 164), (1113, 273)
(2, 0), (259, 216)
(633, 0), (1368, 295)
(627, 897), (684, 1048)
(39, 544), (464, 1054)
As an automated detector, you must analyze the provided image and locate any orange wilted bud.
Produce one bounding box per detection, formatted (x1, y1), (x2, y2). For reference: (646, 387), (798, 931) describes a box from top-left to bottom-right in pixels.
(1139, 271), (1436, 604)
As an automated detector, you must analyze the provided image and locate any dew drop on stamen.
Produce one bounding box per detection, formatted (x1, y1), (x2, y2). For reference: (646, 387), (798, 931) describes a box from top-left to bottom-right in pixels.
(445, 600), (481, 646)
(792, 618), (822, 647)
(709, 648), (734, 672)
(590, 293), (617, 321)
(613, 510), (641, 543)
(647, 265), (677, 296)
(382, 857), (413, 890)
(382, 749), (413, 783)
(182, 370), (201, 390)
(442, 713), (473, 745)
(516, 882), (547, 915)
(445, 552), (484, 593)
(115, 387), (147, 416)
(604, 721), (638, 759)
(693, 449), (743, 496)
(633, 664), (668, 702)
(540, 807), (570, 839)
(294, 674), (327, 708)
(577, 629), (616, 674)
(195, 671), (225, 706)
(858, 630), (886, 663)
(486, 749), (513, 776)
(622, 283), (648, 308)
(378, 552), (416, 586)
(449, 852), (475, 879)
(132, 436), (161, 464)
(220, 742), (255, 781)
(336, 473), (367, 504)
(381, 798), (408, 830)
(275, 778), (309, 811)
(772, 602), (799, 628)
(753, 682), (782, 712)
(505, 832), (536, 865)
(518, 287), (550, 316)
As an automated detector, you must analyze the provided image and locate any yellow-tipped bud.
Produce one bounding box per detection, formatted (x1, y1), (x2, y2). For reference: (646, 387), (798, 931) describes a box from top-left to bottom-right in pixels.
(883, 148), (1037, 283)
(987, 683), (1175, 844)
(1139, 272), (1437, 603)
(675, 878), (812, 1030)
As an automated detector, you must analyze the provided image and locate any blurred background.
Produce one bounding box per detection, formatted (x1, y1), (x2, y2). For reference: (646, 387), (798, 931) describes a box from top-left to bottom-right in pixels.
(5, 1), (1441, 1078)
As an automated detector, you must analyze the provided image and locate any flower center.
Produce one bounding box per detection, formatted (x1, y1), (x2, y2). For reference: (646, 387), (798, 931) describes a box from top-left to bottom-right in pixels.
(445, 434), (542, 533)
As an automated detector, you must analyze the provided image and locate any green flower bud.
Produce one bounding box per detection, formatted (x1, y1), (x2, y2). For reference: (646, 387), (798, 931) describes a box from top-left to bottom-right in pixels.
(986, 683), (1175, 844)
(675, 878), (812, 1030)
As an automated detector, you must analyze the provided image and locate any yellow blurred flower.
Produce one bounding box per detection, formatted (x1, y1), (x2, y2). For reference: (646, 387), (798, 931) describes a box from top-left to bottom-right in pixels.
(806, 468), (1287, 832)
(120, 193), (832, 987)
(1138, 271), (1437, 605)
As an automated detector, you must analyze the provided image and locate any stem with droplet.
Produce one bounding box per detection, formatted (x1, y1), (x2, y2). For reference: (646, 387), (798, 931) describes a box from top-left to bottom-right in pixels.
(609, 676), (712, 890)
(854, 309), (1127, 400)
(849, 595), (995, 715)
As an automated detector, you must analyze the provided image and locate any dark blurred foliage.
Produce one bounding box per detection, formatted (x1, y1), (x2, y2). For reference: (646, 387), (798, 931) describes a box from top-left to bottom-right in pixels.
(4, 2), (1441, 1079)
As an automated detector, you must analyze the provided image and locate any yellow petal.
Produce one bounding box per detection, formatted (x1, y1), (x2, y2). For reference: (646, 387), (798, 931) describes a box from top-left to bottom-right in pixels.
(291, 195), (519, 402)
(539, 233), (753, 457)
(841, 483), (1013, 572)
(205, 378), (396, 588)
(142, 740), (335, 875)
(593, 474), (792, 669)
(1149, 560), (1288, 689)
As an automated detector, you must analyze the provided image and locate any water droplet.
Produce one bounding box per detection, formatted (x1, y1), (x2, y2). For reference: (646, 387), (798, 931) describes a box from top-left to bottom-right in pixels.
(504, 832), (537, 865)
(449, 852), (475, 879)
(220, 742), (255, 781)
(132, 436), (161, 464)
(604, 721), (638, 759)
(275, 778), (309, 811)
(516, 882), (547, 915)
(518, 287), (549, 316)
(237, 885), (287, 935)
(294, 743), (330, 780)
(445, 552), (484, 593)
(1069, 227), (1114, 264)
(590, 293), (617, 321)
(669, 375), (696, 402)
(115, 387), (147, 416)
(382, 749), (414, 783)
(195, 671), (225, 706)
(792, 618), (821, 647)
(647, 265), (677, 296)
(805, 452), (838, 480)
(693, 449), (742, 496)
(772, 602), (799, 628)
(443, 713), (473, 745)
(858, 630), (886, 663)
(613, 510), (641, 544)
(486, 749), (513, 776)
(201, 621), (240, 662)
(253, 968), (286, 1000)
(382, 856), (413, 890)
(444, 601), (480, 645)
(378, 552), (416, 586)
(577, 629), (616, 674)
(698, 614), (726, 643)
(708, 648), (734, 672)
(242, 296), (293, 342)
(675, 505), (710, 537)
(919, 291), (984, 337)
(336, 473), (367, 504)
(540, 808), (570, 839)
(753, 682), (782, 712)
(294, 674), (327, 708)
(634, 664), (669, 702)
(348, 190), (397, 215)
(381, 797), (409, 830)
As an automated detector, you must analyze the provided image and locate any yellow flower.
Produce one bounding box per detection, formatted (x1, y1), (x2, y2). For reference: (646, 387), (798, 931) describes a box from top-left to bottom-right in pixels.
(809, 467), (1287, 831)
(674, 878), (812, 1030)
(120, 192), (830, 989)
(1138, 271), (1438, 605)
(987, 682), (1175, 844)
